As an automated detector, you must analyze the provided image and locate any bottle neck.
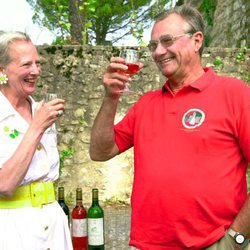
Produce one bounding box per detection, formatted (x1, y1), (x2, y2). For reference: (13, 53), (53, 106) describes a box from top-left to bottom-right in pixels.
(58, 187), (65, 201)
(76, 199), (83, 206)
(91, 189), (99, 206)
(75, 188), (83, 206)
(92, 198), (99, 206)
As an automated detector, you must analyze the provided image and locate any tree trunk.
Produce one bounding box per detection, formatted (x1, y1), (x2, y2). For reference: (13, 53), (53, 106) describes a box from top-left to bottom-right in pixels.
(68, 0), (84, 44)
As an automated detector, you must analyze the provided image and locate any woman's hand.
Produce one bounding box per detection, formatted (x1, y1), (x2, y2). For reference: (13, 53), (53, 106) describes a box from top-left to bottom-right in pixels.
(31, 98), (65, 134)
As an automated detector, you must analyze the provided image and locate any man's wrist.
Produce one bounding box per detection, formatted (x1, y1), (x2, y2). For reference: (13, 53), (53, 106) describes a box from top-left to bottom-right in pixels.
(227, 228), (248, 246)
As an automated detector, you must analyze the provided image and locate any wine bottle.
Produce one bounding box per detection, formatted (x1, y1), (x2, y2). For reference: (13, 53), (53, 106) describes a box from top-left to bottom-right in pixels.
(57, 187), (70, 227)
(87, 188), (105, 250)
(72, 188), (88, 250)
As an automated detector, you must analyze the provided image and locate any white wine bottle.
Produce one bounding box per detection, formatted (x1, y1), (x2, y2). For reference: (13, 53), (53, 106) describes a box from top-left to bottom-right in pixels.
(87, 188), (104, 250)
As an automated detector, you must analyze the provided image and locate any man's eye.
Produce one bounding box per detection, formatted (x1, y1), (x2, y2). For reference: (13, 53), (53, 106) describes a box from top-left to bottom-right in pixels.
(161, 37), (173, 45)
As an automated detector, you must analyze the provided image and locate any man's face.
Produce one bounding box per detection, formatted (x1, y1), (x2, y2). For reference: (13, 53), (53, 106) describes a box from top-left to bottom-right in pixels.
(150, 14), (197, 80)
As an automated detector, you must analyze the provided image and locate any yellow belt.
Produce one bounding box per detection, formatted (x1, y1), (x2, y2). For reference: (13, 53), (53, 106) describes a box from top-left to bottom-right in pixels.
(0, 181), (55, 209)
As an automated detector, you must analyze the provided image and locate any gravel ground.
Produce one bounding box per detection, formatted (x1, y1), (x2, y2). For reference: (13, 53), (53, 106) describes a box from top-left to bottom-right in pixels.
(104, 205), (132, 249)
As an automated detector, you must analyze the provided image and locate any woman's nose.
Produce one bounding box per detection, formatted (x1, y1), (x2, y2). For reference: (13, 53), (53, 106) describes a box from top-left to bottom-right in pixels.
(30, 63), (41, 75)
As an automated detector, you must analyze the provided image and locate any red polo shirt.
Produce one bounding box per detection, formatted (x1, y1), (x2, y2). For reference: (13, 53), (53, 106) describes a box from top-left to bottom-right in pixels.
(114, 68), (250, 249)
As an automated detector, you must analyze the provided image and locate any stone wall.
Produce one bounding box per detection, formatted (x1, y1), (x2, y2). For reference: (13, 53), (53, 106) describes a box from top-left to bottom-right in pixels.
(209, 0), (249, 47)
(184, 0), (250, 47)
(34, 45), (250, 207)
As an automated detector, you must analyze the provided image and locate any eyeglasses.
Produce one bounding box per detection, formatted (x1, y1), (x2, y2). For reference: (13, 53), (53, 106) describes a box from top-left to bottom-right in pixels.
(148, 33), (193, 52)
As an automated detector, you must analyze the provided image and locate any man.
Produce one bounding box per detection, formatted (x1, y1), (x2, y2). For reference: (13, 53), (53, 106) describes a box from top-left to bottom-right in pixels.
(90, 5), (250, 250)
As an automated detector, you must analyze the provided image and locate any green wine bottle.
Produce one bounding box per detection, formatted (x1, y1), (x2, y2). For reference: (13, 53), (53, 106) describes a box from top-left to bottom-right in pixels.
(87, 188), (105, 250)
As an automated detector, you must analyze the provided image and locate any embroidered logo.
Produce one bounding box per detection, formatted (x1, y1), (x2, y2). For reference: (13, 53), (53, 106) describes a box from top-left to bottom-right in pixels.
(182, 109), (205, 129)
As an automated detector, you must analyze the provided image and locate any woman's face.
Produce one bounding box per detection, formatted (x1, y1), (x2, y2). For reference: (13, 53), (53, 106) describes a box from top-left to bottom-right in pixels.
(4, 40), (41, 97)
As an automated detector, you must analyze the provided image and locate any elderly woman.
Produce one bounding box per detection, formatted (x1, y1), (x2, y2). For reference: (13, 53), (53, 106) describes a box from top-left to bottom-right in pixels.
(0, 31), (72, 250)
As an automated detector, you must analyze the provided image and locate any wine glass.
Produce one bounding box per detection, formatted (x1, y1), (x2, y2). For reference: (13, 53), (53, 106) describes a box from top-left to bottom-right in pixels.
(44, 93), (62, 134)
(44, 93), (59, 103)
(118, 49), (140, 95)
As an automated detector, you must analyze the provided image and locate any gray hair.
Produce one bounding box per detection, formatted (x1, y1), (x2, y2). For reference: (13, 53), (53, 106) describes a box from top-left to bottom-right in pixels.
(0, 31), (31, 68)
(154, 5), (205, 56)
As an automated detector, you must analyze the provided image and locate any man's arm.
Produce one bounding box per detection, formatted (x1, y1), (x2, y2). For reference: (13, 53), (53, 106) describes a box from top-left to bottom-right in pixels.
(230, 193), (250, 236)
(89, 57), (131, 161)
(90, 95), (120, 161)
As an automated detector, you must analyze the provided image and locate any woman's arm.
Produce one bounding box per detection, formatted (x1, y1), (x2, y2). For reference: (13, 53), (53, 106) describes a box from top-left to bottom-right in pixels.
(0, 99), (64, 197)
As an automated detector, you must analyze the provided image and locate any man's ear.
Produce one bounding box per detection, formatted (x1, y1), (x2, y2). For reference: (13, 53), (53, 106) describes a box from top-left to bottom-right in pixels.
(193, 32), (203, 53)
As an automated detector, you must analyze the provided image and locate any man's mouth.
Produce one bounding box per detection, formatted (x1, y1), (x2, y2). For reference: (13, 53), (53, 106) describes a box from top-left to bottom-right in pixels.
(158, 56), (175, 64)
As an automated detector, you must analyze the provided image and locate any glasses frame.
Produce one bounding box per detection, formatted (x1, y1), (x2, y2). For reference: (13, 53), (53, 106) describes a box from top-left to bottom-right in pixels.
(148, 33), (193, 52)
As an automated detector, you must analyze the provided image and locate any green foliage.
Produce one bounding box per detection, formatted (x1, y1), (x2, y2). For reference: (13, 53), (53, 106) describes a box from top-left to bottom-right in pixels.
(235, 46), (247, 63)
(211, 47), (249, 84)
(204, 35), (210, 47)
(212, 56), (223, 73)
(235, 46), (250, 83)
(200, 0), (216, 26)
(59, 139), (75, 173)
(79, 116), (84, 125)
(59, 148), (75, 172)
(213, 57), (223, 66)
(26, 0), (170, 45)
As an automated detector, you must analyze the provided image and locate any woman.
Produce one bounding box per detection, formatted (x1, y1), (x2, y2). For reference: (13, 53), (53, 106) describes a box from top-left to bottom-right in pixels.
(0, 31), (73, 250)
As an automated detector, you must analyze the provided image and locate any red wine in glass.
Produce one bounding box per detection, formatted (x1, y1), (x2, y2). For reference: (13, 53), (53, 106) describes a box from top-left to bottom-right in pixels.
(122, 62), (140, 76)
(118, 49), (140, 94)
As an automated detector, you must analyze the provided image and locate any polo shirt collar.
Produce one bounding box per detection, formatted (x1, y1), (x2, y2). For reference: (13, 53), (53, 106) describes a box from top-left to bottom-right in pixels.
(162, 67), (216, 93)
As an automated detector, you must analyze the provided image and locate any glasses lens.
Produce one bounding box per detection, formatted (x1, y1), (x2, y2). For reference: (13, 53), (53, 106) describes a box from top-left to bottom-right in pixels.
(148, 42), (157, 52)
(160, 34), (174, 47)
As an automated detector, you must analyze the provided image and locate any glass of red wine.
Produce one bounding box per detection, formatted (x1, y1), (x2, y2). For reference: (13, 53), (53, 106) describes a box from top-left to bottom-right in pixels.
(118, 49), (140, 95)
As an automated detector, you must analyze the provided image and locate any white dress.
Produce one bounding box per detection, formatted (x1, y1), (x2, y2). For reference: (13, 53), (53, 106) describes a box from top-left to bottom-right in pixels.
(0, 92), (73, 250)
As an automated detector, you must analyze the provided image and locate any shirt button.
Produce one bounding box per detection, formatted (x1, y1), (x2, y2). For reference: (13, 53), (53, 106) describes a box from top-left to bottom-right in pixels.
(37, 143), (42, 150)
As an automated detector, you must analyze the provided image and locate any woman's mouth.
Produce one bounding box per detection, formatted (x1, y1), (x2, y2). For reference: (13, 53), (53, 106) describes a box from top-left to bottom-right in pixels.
(24, 78), (36, 83)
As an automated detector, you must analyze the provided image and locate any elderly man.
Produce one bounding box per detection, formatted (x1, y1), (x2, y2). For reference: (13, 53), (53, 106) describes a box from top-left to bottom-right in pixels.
(90, 5), (250, 250)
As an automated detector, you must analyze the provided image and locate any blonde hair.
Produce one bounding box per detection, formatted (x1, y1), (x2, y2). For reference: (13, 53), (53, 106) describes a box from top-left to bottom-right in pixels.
(0, 31), (31, 68)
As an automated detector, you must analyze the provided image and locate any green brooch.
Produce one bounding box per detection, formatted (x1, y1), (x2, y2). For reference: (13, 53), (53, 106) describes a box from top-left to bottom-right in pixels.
(3, 126), (19, 139)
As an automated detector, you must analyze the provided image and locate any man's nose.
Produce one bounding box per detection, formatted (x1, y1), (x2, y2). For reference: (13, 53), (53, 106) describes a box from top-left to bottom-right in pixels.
(153, 41), (168, 55)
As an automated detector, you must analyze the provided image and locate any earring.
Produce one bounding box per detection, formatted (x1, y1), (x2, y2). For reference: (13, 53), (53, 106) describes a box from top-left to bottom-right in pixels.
(0, 72), (8, 85)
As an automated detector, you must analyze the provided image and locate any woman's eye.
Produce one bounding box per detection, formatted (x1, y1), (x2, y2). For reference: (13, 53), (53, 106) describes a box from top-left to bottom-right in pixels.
(22, 63), (31, 67)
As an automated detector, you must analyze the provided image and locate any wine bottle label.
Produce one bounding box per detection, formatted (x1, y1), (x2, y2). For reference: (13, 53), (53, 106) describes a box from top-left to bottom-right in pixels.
(72, 219), (87, 237)
(88, 218), (104, 245)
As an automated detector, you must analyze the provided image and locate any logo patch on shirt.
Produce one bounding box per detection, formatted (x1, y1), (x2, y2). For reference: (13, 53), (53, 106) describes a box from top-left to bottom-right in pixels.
(182, 109), (205, 129)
